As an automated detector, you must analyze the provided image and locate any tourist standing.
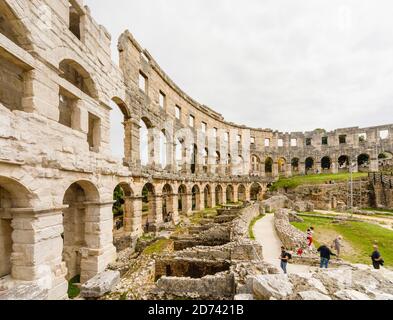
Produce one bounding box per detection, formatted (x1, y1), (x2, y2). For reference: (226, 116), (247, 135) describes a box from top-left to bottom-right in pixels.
(317, 244), (336, 269)
(279, 246), (292, 274)
(332, 236), (343, 258)
(307, 227), (314, 249)
(371, 245), (384, 270)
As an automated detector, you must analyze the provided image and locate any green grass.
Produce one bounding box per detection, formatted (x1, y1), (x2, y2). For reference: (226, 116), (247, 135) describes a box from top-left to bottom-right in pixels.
(68, 275), (81, 299)
(190, 207), (219, 224)
(270, 172), (368, 191)
(292, 216), (393, 266)
(249, 215), (265, 240)
(142, 239), (173, 255)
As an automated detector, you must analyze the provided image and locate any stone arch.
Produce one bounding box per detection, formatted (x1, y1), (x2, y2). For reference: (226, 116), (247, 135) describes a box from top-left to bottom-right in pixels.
(215, 185), (224, 206)
(305, 157), (315, 174)
(203, 184), (212, 208)
(0, 176), (34, 278)
(358, 154), (370, 172)
(338, 155), (350, 171)
(238, 184), (247, 202)
(110, 97), (131, 160)
(192, 185), (201, 211)
(278, 157), (287, 175)
(291, 158), (300, 174)
(142, 182), (155, 231)
(162, 184), (174, 222)
(62, 180), (100, 281)
(251, 155), (261, 174)
(379, 151), (393, 171)
(226, 185), (234, 203)
(112, 182), (133, 233)
(59, 59), (98, 99)
(321, 156), (332, 172)
(139, 117), (153, 166)
(250, 183), (263, 201)
(178, 184), (188, 214)
(265, 157), (273, 176)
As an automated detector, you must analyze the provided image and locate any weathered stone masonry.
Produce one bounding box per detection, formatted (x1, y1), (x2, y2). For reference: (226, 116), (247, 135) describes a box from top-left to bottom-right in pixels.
(0, 0), (392, 300)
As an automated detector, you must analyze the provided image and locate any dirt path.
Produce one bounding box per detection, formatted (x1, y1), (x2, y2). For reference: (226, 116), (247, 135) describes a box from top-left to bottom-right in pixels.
(254, 214), (315, 274)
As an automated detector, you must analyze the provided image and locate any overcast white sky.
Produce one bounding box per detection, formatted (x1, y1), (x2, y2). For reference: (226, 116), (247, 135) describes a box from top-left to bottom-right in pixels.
(86, 0), (393, 134)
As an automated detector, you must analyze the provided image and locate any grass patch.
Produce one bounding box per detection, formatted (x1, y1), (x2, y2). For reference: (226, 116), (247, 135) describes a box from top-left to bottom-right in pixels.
(270, 172), (368, 191)
(292, 216), (393, 266)
(249, 215), (265, 240)
(190, 207), (219, 224)
(68, 275), (81, 299)
(142, 239), (173, 256)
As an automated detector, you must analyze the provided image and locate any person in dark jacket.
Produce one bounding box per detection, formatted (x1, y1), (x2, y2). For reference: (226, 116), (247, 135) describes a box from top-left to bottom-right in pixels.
(317, 244), (336, 269)
(371, 245), (384, 270)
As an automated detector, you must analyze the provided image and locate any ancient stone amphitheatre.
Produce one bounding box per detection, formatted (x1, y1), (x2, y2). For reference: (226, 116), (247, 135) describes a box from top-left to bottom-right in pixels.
(1, 0), (393, 301)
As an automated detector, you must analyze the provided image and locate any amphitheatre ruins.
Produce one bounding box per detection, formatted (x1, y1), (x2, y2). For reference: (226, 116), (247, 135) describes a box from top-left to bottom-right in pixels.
(1, 0), (393, 301)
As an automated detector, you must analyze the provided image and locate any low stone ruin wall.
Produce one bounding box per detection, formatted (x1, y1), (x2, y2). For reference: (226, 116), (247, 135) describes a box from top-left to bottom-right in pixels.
(156, 272), (235, 299)
(155, 258), (231, 281)
(274, 209), (308, 251)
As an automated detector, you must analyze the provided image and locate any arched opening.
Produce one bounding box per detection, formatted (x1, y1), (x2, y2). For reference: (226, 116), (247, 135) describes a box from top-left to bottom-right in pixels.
(110, 98), (130, 160)
(191, 144), (198, 174)
(178, 185), (187, 214)
(175, 138), (184, 172)
(215, 152), (221, 174)
(215, 185), (224, 206)
(202, 148), (208, 174)
(321, 156), (331, 172)
(379, 152), (393, 171)
(238, 184), (246, 202)
(291, 158), (300, 174)
(251, 155), (261, 175)
(0, 177), (32, 279)
(305, 157), (315, 174)
(192, 185), (200, 211)
(139, 118), (151, 166)
(59, 59), (97, 99)
(159, 130), (168, 170)
(142, 183), (155, 232)
(250, 183), (263, 201)
(226, 185), (234, 204)
(226, 154), (232, 175)
(62, 181), (100, 282)
(278, 158), (286, 175)
(204, 185), (212, 208)
(338, 155), (350, 172)
(265, 157), (273, 176)
(112, 183), (133, 234)
(162, 184), (174, 223)
(358, 154), (370, 172)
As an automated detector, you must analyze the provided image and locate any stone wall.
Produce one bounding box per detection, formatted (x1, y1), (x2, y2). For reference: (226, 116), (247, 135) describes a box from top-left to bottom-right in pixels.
(274, 209), (308, 251)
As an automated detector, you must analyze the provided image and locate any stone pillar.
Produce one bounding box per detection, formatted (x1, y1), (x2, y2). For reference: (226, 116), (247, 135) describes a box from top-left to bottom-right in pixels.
(152, 195), (164, 227)
(273, 162), (279, 177)
(123, 196), (143, 238)
(316, 162), (322, 174)
(207, 189), (216, 208)
(185, 193), (193, 216)
(124, 119), (140, 166)
(370, 158), (379, 172)
(299, 162), (306, 175)
(222, 189), (227, 204)
(11, 207), (68, 300)
(245, 186), (251, 202)
(171, 194), (180, 224)
(331, 161), (338, 174)
(81, 202), (117, 284)
(233, 185), (239, 203)
(286, 163), (292, 177)
(148, 128), (159, 169)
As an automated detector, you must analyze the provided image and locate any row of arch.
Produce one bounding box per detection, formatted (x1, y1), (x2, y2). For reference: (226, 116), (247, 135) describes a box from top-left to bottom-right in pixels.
(250, 153), (392, 175)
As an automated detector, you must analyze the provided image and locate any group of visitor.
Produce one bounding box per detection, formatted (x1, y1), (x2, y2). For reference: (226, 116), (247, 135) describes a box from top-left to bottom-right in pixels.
(279, 226), (385, 274)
